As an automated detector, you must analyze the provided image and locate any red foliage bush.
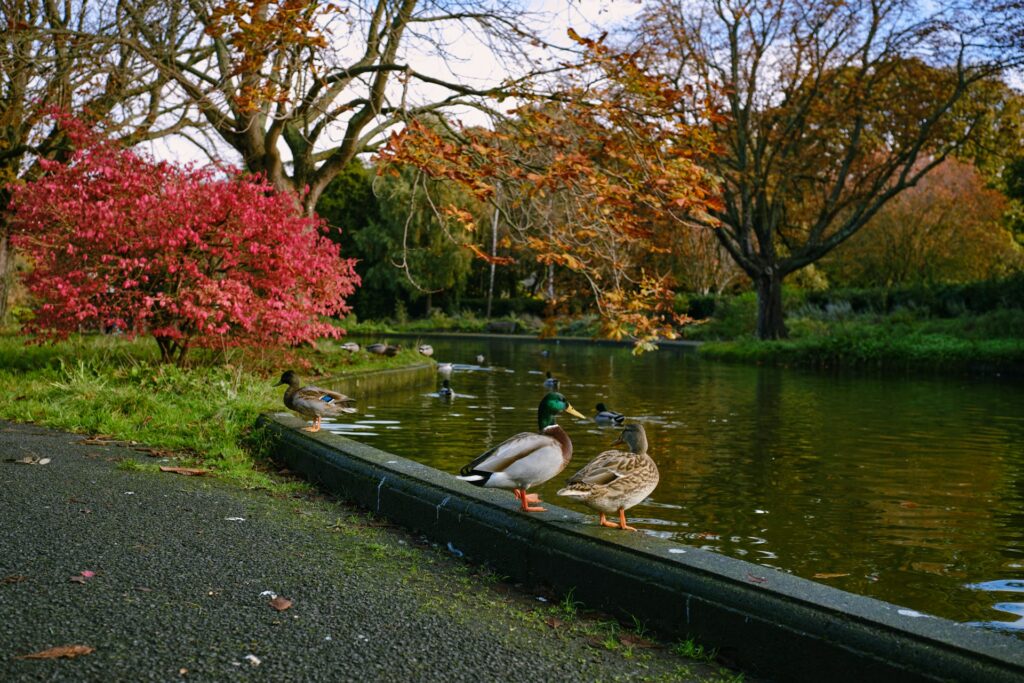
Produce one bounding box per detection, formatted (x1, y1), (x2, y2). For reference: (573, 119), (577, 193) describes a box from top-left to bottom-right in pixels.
(9, 118), (359, 363)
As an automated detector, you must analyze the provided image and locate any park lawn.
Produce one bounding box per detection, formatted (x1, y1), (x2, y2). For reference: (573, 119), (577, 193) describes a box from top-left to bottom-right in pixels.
(696, 312), (1024, 374)
(0, 331), (424, 490)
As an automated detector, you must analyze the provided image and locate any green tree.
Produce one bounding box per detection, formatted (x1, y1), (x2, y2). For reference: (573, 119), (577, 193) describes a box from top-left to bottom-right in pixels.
(317, 162), (477, 319)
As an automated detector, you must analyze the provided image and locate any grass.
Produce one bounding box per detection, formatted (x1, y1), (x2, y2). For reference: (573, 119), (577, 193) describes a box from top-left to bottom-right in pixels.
(694, 301), (1024, 374)
(0, 330), (426, 490)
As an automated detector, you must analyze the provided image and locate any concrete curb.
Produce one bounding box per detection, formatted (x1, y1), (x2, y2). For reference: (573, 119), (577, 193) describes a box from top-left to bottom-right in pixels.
(320, 362), (436, 397)
(358, 330), (703, 349)
(259, 413), (1024, 683)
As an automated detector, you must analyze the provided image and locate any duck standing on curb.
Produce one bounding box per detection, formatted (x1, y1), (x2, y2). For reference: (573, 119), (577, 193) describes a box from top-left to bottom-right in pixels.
(276, 370), (356, 432)
(457, 392), (585, 512)
(594, 402), (625, 426)
(558, 423), (659, 531)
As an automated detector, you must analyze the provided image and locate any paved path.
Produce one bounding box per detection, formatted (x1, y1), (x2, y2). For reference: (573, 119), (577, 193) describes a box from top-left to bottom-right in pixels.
(0, 421), (740, 682)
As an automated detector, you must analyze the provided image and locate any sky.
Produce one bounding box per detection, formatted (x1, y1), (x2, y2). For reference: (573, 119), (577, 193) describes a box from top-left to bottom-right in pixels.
(147, 0), (645, 167)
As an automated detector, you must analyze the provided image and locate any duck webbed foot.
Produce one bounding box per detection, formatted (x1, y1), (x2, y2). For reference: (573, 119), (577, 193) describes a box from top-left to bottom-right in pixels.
(513, 488), (546, 512)
(616, 508), (638, 532)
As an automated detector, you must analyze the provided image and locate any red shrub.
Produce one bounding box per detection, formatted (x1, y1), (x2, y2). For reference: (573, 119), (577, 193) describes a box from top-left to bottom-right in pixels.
(9, 123), (359, 363)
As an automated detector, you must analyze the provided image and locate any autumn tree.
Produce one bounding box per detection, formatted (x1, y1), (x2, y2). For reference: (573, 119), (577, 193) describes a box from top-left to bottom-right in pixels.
(9, 120), (358, 364)
(116, 0), (568, 213)
(637, 0), (1023, 338)
(0, 0), (203, 321)
(381, 33), (722, 344)
(825, 158), (1020, 287)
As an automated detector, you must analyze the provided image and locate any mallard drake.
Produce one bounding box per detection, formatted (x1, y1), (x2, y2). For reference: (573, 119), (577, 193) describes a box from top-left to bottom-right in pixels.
(276, 370), (356, 432)
(457, 392), (585, 512)
(543, 371), (559, 390)
(594, 402), (625, 426)
(339, 342), (360, 353)
(438, 378), (454, 399)
(367, 343), (400, 356)
(557, 423), (658, 531)
(418, 344), (434, 357)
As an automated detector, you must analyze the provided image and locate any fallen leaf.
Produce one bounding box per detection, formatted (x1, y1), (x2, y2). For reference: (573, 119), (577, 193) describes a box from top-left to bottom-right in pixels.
(80, 436), (116, 446)
(5, 454), (51, 465)
(813, 573), (850, 579)
(16, 645), (94, 660)
(619, 633), (659, 649)
(2, 575), (28, 584)
(544, 616), (564, 629)
(898, 500), (918, 509)
(69, 571), (95, 584)
(746, 573), (768, 584)
(269, 596), (293, 611)
(159, 466), (211, 476)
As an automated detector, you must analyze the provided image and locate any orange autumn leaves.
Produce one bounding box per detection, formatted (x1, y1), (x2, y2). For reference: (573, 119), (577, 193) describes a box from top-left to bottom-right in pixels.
(381, 32), (722, 345)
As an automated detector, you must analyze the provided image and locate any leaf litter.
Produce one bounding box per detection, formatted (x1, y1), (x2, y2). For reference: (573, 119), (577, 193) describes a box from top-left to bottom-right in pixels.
(16, 645), (94, 660)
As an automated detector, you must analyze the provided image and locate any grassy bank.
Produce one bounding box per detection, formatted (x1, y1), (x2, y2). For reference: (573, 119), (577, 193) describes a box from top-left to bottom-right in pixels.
(692, 295), (1024, 374)
(0, 331), (425, 489)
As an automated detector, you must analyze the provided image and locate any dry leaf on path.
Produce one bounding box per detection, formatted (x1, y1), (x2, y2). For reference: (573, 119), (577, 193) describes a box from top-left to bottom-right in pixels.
(80, 436), (116, 446)
(158, 466), (211, 477)
(269, 596), (293, 611)
(543, 616), (564, 629)
(619, 633), (659, 649)
(16, 645), (94, 660)
(2, 575), (28, 584)
(7, 456), (50, 465)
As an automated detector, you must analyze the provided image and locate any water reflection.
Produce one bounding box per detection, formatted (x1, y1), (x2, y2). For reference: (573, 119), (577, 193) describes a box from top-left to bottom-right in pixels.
(322, 336), (1024, 633)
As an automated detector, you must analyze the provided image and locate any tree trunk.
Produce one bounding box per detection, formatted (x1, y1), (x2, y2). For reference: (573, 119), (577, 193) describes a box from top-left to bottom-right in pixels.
(755, 269), (788, 340)
(0, 227), (10, 324)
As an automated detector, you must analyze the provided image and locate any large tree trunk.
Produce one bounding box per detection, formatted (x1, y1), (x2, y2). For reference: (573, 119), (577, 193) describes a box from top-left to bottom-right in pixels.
(0, 226), (11, 324)
(755, 269), (788, 340)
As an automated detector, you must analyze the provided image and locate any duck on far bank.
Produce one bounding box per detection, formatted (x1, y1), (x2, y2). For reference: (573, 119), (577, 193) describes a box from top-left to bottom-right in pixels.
(339, 342), (360, 353)
(557, 423), (659, 531)
(437, 362), (454, 378)
(475, 354), (485, 365)
(276, 370), (356, 432)
(367, 343), (400, 356)
(594, 402), (625, 426)
(543, 371), (559, 390)
(419, 344), (434, 357)
(457, 392), (585, 512)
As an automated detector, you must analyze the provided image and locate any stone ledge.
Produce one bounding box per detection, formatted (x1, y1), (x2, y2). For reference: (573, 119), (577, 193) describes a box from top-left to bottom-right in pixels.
(318, 362), (436, 397)
(258, 412), (1024, 683)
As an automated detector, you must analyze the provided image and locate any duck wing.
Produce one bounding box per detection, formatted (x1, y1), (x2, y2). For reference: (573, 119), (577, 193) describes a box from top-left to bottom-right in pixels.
(460, 431), (557, 477)
(565, 450), (634, 487)
(292, 386), (357, 414)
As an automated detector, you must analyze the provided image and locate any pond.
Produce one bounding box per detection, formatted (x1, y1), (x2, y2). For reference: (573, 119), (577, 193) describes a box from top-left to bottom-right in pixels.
(323, 336), (1024, 635)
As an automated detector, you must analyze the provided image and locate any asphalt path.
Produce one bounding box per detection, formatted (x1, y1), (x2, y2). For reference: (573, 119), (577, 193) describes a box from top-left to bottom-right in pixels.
(0, 421), (736, 682)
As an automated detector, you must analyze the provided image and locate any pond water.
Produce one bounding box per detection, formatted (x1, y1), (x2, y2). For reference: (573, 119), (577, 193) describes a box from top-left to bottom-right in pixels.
(322, 336), (1024, 635)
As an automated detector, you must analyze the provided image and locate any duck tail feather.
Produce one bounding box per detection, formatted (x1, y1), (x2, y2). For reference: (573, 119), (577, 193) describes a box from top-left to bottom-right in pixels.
(456, 470), (490, 486)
